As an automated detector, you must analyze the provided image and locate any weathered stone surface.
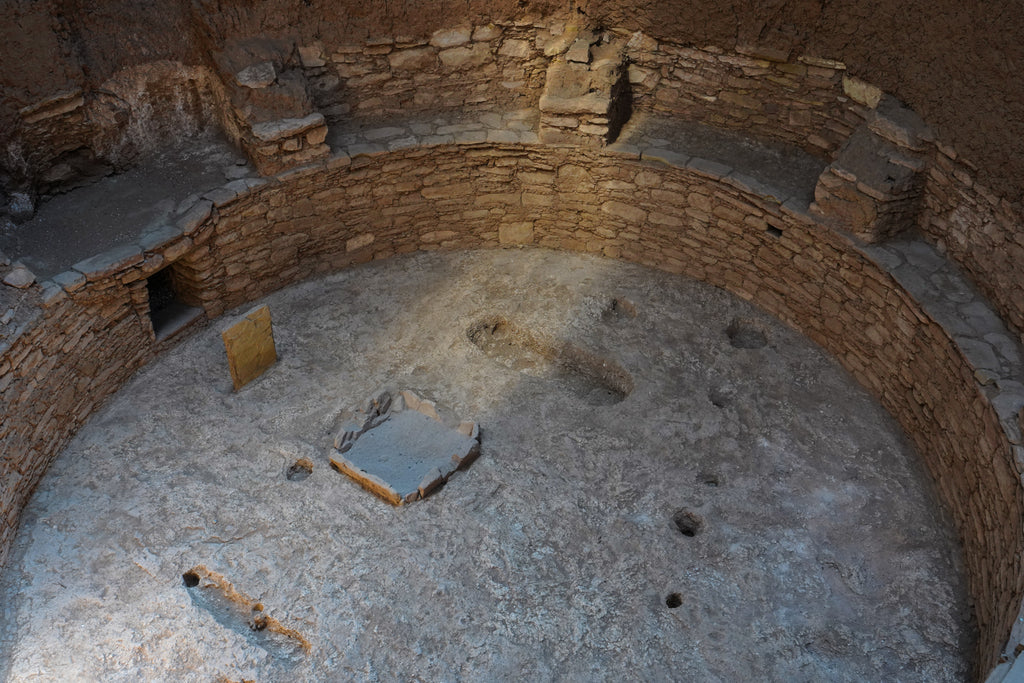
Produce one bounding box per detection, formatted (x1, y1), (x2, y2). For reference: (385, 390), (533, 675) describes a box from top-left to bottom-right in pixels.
(306, 126), (328, 145)
(601, 200), (647, 223)
(642, 148), (690, 168)
(2, 265), (35, 289)
(221, 304), (277, 390)
(869, 95), (935, 150)
(50, 269), (86, 292)
(251, 113), (326, 143)
(330, 389), (480, 505)
(542, 60), (594, 101)
(498, 221), (534, 244)
(139, 224), (182, 252)
(176, 199), (214, 237)
(539, 93), (610, 115)
(439, 44), (491, 69)
(471, 23), (502, 42)
(565, 37), (592, 64)
(498, 39), (531, 58)
(235, 62), (277, 89)
(430, 27), (471, 48)
(346, 233), (375, 252)
(298, 45), (326, 68)
(19, 90), (85, 123)
(843, 75), (883, 108)
(388, 47), (436, 70)
(72, 244), (143, 279)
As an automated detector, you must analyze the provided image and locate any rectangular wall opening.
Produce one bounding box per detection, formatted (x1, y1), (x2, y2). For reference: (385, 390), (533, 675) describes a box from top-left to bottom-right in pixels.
(147, 265), (203, 342)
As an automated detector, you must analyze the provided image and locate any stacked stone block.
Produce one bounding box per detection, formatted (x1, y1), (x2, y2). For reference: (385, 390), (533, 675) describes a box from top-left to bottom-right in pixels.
(811, 95), (932, 242)
(214, 47), (330, 176)
(538, 29), (630, 147)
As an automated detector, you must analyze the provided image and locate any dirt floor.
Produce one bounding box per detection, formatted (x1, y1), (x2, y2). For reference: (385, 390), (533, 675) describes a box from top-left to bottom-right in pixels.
(0, 249), (972, 681)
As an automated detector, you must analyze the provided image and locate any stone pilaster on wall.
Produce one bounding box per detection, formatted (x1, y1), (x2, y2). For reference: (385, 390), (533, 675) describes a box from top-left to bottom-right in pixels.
(539, 28), (630, 147)
(214, 44), (330, 176)
(811, 95), (933, 243)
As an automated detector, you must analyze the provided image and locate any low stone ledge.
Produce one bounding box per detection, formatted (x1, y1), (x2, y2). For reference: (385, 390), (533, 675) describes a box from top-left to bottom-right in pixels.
(72, 244), (144, 280)
(251, 113), (326, 143)
(176, 200), (214, 237)
(686, 156), (734, 179)
(641, 148), (690, 168)
(51, 270), (87, 293)
(139, 224), (181, 252)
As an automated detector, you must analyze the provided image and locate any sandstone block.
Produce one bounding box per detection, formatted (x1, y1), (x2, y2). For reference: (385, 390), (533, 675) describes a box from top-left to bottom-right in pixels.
(439, 44), (492, 69)
(235, 62), (277, 89)
(566, 38), (592, 64)
(19, 90), (85, 123)
(472, 24), (502, 42)
(222, 304), (277, 391)
(798, 55), (846, 70)
(430, 27), (471, 48)
(539, 93), (609, 115)
(602, 201), (647, 224)
(306, 126), (328, 145)
(2, 265), (35, 289)
(498, 39), (532, 58)
(499, 222), (534, 244)
(868, 95), (935, 151)
(843, 75), (883, 109)
(298, 45), (326, 68)
(388, 47), (436, 71)
(251, 113), (326, 143)
(736, 44), (791, 63)
(347, 233), (375, 252)
(72, 244), (144, 279)
(330, 389), (481, 506)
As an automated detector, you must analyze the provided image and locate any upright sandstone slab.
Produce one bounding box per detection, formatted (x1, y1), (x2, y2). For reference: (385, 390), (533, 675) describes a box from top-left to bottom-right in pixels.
(222, 304), (277, 390)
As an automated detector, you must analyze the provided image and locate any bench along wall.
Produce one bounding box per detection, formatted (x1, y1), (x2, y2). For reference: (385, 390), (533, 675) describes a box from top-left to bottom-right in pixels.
(8, 19), (1024, 348)
(2, 139), (1020, 679)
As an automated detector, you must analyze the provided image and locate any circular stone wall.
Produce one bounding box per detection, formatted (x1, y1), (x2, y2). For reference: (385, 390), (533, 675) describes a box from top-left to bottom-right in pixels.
(0, 249), (972, 681)
(2, 15), (1023, 680)
(1, 136), (1020, 680)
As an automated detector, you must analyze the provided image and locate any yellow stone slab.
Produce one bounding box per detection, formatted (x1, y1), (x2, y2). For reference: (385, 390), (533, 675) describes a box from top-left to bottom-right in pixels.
(222, 305), (277, 390)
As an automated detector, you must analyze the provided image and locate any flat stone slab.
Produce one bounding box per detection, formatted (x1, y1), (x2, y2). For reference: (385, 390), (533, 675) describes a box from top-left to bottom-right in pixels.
(221, 304), (277, 390)
(330, 390), (480, 505)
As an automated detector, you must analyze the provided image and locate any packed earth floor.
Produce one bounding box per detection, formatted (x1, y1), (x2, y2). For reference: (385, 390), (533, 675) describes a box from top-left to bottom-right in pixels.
(0, 249), (971, 681)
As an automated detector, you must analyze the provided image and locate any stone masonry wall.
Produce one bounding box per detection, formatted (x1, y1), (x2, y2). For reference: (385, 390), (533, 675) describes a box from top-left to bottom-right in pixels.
(920, 144), (1024, 341)
(625, 38), (859, 158)
(309, 21), (553, 125)
(0, 263), (160, 571)
(3, 26), (1024, 678)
